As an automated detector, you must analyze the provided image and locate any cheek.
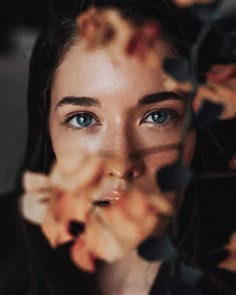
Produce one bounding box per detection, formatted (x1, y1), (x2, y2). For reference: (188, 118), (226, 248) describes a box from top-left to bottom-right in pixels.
(141, 132), (196, 199)
(145, 150), (179, 174)
(140, 149), (179, 192)
(49, 111), (78, 160)
(143, 131), (196, 174)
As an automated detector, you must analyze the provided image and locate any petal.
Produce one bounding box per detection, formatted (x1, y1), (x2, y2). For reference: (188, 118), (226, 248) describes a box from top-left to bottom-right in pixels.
(21, 191), (50, 224)
(23, 171), (51, 192)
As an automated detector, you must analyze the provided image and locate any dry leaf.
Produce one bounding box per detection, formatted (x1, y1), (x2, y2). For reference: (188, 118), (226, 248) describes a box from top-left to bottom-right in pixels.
(218, 232), (236, 272)
(70, 187), (173, 272)
(229, 154), (236, 170)
(164, 64), (236, 120)
(21, 152), (173, 271)
(77, 6), (160, 68)
(173, 0), (215, 8)
(21, 171), (52, 224)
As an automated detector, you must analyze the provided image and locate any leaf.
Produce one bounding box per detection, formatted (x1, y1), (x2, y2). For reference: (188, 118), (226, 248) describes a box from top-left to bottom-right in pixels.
(77, 6), (160, 68)
(21, 153), (174, 271)
(21, 171), (52, 224)
(173, 0), (216, 8)
(229, 153), (236, 170)
(23, 171), (51, 193)
(157, 160), (193, 192)
(138, 234), (176, 261)
(163, 57), (190, 82)
(218, 232), (236, 272)
(192, 99), (223, 129)
(69, 221), (86, 237)
(187, 1), (220, 22)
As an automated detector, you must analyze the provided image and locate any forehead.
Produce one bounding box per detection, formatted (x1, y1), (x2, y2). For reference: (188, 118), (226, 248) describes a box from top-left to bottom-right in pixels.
(51, 41), (171, 103)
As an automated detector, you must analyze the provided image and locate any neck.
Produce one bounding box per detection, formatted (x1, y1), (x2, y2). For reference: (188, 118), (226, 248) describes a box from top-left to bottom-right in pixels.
(95, 250), (161, 295)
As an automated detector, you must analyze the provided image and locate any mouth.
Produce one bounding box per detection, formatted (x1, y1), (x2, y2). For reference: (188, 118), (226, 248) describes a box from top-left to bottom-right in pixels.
(92, 189), (126, 207)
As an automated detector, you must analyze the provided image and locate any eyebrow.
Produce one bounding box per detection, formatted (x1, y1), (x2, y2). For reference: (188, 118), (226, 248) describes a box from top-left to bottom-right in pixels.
(55, 91), (185, 110)
(138, 91), (186, 105)
(55, 96), (100, 110)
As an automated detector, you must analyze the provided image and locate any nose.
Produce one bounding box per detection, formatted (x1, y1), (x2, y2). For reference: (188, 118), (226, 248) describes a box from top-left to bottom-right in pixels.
(107, 155), (144, 180)
(102, 128), (145, 180)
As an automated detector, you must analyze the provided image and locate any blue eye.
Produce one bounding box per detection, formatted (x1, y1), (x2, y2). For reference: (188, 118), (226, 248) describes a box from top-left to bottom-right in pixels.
(143, 110), (177, 125)
(68, 113), (97, 128)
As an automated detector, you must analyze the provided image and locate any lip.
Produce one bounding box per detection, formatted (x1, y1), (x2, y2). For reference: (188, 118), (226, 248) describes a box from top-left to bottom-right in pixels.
(92, 189), (127, 207)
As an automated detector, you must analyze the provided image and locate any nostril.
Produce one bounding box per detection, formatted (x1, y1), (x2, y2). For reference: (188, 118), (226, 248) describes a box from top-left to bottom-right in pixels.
(126, 170), (134, 179)
(68, 220), (86, 237)
(109, 169), (136, 179)
(107, 156), (144, 180)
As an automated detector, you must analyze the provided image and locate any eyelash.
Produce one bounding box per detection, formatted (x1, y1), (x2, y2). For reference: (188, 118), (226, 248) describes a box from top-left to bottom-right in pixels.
(141, 108), (180, 127)
(62, 108), (180, 130)
(62, 112), (100, 130)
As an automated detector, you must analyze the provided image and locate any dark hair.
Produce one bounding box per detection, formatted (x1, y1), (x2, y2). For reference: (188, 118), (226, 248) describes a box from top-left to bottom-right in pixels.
(25, 18), (78, 173)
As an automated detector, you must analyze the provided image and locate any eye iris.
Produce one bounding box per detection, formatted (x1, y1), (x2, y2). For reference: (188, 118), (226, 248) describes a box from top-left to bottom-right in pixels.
(76, 114), (92, 127)
(152, 111), (167, 123)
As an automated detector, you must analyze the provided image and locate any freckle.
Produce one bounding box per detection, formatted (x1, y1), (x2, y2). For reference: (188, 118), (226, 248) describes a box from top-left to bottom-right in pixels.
(111, 59), (120, 67)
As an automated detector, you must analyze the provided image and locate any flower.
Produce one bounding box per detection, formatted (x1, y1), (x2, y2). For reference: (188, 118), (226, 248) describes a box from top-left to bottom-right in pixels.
(77, 6), (160, 68)
(21, 152), (173, 272)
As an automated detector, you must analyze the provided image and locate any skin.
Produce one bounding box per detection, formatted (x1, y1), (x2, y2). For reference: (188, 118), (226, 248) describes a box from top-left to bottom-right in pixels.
(49, 41), (196, 294)
(50, 43), (195, 196)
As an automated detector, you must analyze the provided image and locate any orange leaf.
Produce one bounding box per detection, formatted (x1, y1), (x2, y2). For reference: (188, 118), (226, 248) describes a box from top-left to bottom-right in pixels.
(218, 232), (236, 272)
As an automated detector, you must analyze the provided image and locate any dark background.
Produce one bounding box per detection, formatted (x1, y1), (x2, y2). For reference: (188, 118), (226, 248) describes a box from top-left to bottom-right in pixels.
(0, 0), (56, 194)
(0, 0), (51, 194)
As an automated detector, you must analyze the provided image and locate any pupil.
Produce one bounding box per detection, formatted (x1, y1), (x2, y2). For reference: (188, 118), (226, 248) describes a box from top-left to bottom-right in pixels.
(152, 111), (167, 123)
(77, 115), (92, 127)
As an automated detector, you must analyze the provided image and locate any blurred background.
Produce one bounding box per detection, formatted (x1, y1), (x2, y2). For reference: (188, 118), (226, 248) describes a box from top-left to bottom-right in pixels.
(0, 0), (53, 194)
(0, 0), (80, 194)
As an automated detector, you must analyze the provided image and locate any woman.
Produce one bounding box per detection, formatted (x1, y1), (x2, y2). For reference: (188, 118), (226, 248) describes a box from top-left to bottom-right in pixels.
(23, 0), (235, 294)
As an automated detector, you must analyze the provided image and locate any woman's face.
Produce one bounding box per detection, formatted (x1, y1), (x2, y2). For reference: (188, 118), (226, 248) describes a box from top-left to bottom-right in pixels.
(49, 41), (196, 202)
